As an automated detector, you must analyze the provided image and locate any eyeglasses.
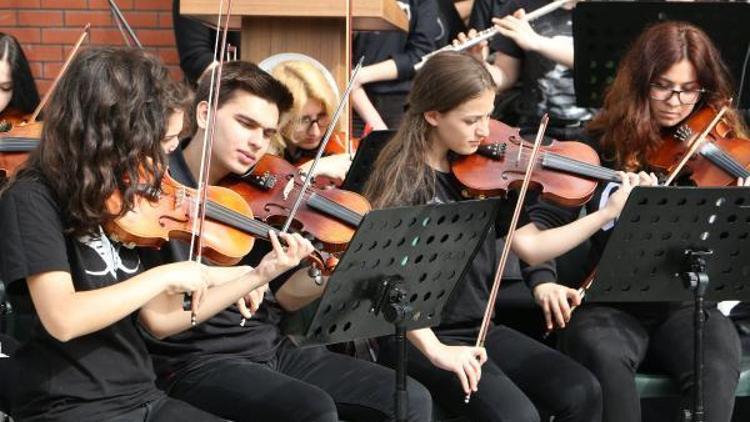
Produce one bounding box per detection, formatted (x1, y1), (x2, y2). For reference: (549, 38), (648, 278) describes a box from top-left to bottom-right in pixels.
(296, 114), (331, 131)
(649, 83), (705, 105)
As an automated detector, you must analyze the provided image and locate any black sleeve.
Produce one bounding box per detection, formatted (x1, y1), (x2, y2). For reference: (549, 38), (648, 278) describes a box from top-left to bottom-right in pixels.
(527, 197), (580, 231)
(391, 0), (440, 81)
(0, 182), (69, 292)
(488, 0), (525, 58)
(468, 0), (496, 30)
(520, 259), (557, 290)
(172, 0), (239, 85)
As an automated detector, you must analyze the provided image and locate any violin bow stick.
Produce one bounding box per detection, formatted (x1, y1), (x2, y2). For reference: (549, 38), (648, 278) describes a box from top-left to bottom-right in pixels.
(108, 0), (143, 48)
(29, 24), (90, 123)
(414, 0), (580, 70)
(184, 0), (234, 324)
(663, 104), (730, 186)
(466, 114), (550, 403)
(279, 57), (365, 233)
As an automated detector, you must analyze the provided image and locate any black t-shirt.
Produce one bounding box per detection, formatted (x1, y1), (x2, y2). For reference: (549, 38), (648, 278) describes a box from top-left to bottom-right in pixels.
(353, 0), (442, 95)
(139, 149), (285, 383)
(471, 0), (593, 126)
(430, 170), (559, 328)
(0, 178), (163, 421)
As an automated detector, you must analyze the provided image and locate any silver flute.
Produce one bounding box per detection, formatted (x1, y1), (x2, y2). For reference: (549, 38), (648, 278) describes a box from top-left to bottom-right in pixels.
(414, 0), (578, 71)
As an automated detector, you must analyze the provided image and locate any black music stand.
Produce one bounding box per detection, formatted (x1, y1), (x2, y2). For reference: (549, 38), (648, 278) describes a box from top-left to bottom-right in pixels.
(586, 186), (750, 422)
(573, 1), (750, 108)
(284, 198), (501, 422)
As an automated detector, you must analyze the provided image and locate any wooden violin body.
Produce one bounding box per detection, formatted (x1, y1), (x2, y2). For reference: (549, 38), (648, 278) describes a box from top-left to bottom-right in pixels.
(105, 170), (255, 266)
(220, 154), (370, 253)
(452, 119), (605, 207)
(648, 105), (750, 184)
(285, 131), (359, 189)
(0, 118), (42, 178)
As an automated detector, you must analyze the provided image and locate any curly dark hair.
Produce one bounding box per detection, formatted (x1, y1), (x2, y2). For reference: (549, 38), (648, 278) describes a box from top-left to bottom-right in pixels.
(0, 32), (40, 115)
(11, 47), (190, 236)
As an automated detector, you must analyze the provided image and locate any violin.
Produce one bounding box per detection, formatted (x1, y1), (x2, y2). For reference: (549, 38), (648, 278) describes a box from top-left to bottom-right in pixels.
(648, 105), (750, 184)
(0, 110), (42, 179)
(451, 119), (620, 207)
(284, 131), (360, 188)
(105, 169), (328, 269)
(219, 154), (371, 254)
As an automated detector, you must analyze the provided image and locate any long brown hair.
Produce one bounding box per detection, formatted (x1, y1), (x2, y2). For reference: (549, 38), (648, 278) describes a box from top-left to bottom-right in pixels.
(363, 52), (496, 208)
(9, 47), (189, 236)
(587, 21), (747, 171)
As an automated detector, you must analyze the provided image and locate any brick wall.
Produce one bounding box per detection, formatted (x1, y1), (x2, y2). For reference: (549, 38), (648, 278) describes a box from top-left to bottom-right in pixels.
(0, 0), (180, 95)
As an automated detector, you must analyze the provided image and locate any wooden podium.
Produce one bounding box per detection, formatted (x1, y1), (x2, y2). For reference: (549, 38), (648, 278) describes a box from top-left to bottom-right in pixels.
(180, 0), (408, 92)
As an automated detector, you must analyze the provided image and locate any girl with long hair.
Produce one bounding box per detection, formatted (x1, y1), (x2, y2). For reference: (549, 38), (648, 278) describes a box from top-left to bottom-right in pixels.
(0, 32), (39, 118)
(363, 51), (653, 421)
(558, 21), (748, 422)
(0, 47), (312, 421)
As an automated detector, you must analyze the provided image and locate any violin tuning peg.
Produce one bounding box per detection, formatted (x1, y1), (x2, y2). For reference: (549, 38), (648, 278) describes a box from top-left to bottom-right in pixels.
(307, 266), (323, 286)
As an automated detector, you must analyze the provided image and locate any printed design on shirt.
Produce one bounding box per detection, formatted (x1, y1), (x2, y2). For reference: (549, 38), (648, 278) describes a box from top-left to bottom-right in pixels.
(78, 228), (140, 278)
(598, 181), (620, 232)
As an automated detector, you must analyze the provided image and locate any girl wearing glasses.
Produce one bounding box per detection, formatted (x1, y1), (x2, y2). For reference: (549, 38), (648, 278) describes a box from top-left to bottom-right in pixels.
(554, 21), (749, 422)
(270, 60), (353, 184)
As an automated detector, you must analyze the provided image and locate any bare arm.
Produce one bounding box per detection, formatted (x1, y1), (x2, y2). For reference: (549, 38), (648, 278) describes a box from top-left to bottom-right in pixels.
(140, 231), (314, 339)
(274, 268), (326, 312)
(407, 328), (487, 395)
(352, 87), (388, 130)
(492, 9), (573, 69)
(512, 172), (655, 265)
(27, 261), (206, 342)
(139, 265), (263, 339)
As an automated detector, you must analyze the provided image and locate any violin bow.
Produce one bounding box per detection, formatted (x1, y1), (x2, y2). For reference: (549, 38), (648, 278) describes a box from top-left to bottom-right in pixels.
(108, 0), (143, 48)
(467, 113), (550, 403)
(28, 24), (91, 123)
(346, 0), (354, 158)
(184, 0), (234, 324)
(663, 103), (730, 186)
(279, 57), (365, 234)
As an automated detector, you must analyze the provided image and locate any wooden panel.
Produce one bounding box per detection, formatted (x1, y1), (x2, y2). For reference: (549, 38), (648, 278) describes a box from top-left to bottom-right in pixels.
(241, 16), (349, 125)
(182, 0), (407, 31)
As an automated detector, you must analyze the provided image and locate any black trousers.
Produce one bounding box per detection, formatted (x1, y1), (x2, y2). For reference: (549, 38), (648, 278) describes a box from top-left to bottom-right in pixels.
(164, 342), (432, 422)
(559, 304), (742, 422)
(379, 324), (602, 422)
(110, 395), (225, 422)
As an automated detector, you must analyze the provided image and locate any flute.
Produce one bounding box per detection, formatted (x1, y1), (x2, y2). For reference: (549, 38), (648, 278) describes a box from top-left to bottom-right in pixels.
(414, 0), (580, 71)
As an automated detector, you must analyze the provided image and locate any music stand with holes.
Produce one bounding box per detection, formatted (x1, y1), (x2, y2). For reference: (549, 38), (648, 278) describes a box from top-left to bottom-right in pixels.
(586, 186), (750, 422)
(284, 198), (501, 422)
(573, 1), (750, 108)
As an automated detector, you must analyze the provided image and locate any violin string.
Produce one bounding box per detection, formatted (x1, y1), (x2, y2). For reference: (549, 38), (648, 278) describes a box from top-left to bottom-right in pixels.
(485, 143), (621, 181)
(305, 193), (364, 225)
(185, 192), (272, 239)
(701, 145), (750, 179)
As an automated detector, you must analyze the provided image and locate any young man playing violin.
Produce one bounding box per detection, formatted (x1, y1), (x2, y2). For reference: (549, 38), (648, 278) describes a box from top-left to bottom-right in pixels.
(139, 60), (433, 422)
